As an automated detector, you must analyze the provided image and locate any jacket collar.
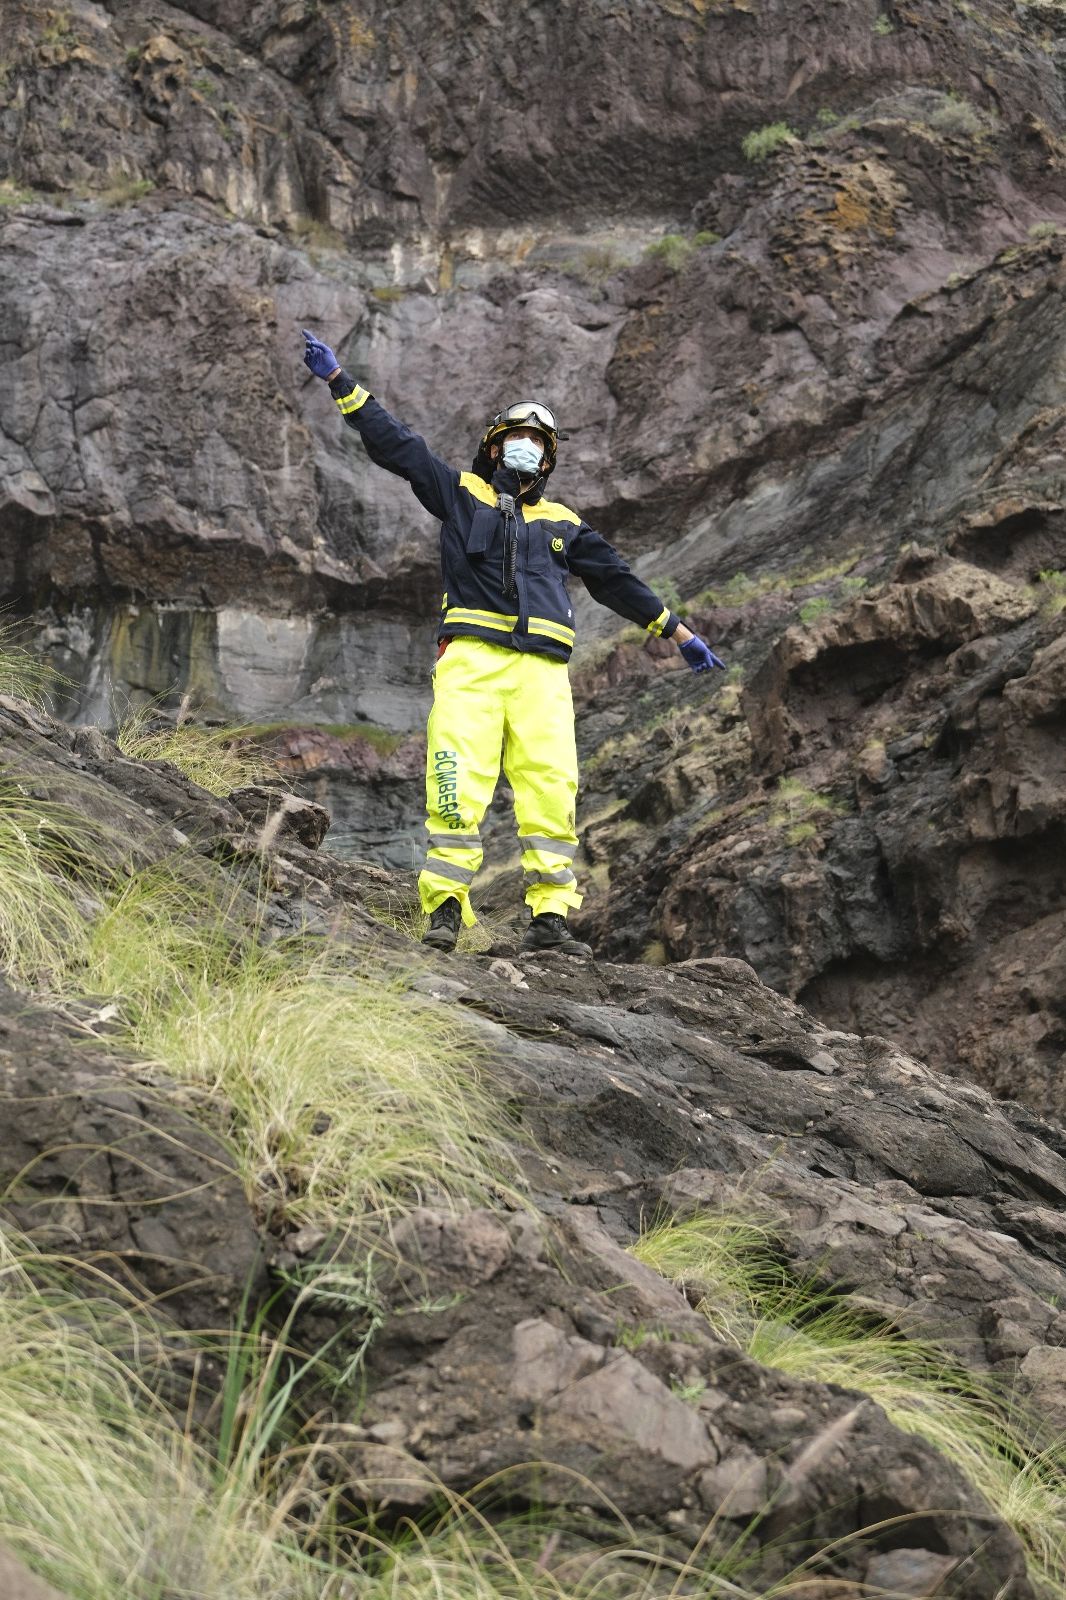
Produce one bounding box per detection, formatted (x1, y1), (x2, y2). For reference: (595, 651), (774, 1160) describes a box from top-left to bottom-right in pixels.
(492, 464), (545, 506)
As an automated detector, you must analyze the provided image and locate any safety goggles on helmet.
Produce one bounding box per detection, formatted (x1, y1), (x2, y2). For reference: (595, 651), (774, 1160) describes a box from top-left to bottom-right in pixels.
(493, 401), (558, 435)
(477, 399), (569, 476)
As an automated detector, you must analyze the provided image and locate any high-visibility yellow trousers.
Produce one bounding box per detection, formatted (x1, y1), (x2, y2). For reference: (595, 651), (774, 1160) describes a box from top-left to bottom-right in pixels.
(419, 637), (581, 926)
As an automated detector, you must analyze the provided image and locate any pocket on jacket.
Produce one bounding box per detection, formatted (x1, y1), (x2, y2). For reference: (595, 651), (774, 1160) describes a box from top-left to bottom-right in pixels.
(525, 523), (551, 575)
(465, 505), (500, 557)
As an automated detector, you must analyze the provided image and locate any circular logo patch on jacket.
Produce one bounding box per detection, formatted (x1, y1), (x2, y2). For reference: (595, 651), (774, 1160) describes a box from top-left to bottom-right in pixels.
(552, 537), (564, 552)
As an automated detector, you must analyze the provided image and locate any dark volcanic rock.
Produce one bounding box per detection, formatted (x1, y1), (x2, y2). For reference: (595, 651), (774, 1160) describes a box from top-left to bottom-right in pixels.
(9, 0), (1066, 1115)
(4, 704), (1066, 1593)
(578, 550), (1066, 1120)
(0, 976), (263, 1329)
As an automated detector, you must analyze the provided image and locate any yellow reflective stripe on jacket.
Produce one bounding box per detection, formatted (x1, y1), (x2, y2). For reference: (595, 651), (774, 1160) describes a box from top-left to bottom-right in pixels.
(528, 617), (575, 645)
(457, 472), (581, 525)
(458, 471), (498, 507)
(444, 606), (519, 632)
(445, 608), (575, 646)
(336, 386), (369, 414)
(646, 606), (671, 637)
(527, 497), (581, 525)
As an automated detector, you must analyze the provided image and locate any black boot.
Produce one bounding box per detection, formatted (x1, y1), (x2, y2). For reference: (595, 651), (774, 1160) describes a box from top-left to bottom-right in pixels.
(422, 896), (462, 952)
(522, 912), (593, 958)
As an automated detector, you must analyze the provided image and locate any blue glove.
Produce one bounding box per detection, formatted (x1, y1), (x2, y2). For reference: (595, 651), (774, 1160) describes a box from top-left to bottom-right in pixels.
(679, 634), (726, 674)
(302, 328), (340, 380)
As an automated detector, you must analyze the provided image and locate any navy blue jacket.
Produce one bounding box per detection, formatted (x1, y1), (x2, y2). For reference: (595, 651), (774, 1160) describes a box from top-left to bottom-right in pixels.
(329, 371), (679, 663)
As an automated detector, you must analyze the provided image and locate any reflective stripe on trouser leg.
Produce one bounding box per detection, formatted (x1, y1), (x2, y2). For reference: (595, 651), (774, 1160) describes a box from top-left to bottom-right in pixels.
(503, 653), (582, 918)
(418, 639), (506, 925)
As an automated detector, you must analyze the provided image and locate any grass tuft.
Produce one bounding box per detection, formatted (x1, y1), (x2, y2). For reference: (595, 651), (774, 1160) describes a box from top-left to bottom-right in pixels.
(769, 778), (847, 836)
(116, 702), (278, 796)
(0, 622), (66, 709)
(0, 791), (514, 1233)
(0, 786), (102, 986)
(631, 1209), (1066, 1595)
(1034, 568), (1066, 615)
(742, 123), (796, 162)
(0, 1234), (326, 1600)
(80, 871), (515, 1227)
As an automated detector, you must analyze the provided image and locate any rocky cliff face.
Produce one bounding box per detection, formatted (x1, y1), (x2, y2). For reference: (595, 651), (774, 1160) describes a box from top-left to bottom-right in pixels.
(4, 693), (1066, 1596)
(3, 0), (1066, 1103)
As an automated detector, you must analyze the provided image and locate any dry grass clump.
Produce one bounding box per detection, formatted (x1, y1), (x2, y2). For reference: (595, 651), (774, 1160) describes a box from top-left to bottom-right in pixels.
(116, 701), (278, 796)
(0, 622), (67, 710)
(0, 1235), (328, 1600)
(0, 790), (514, 1230)
(82, 873), (515, 1225)
(0, 786), (102, 986)
(632, 1211), (1066, 1595)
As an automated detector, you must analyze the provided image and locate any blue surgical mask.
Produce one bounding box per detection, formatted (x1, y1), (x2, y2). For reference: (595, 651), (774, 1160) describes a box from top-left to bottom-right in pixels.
(501, 438), (543, 476)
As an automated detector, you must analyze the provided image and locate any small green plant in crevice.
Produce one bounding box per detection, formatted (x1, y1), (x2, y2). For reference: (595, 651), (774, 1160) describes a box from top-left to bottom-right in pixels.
(872, 12), (895, 33)
(644, 233), (694, 272)
(1029, 220), (1062, 242)
(797, 595), (833, 626)
(102, 176), (155, 205)
(631, 1208), (1066, 1597)
(40, 11), (77, 47)
(565, 242), (624, 282)
(927, 93), (988, 139)
(238, 718), (406, 756)
(690, 569), (784, 608)
(769, 777), (847, 844)
(0, 180), (37, 207)
(741, 122), (796, 163)
(614, 1321), (674, 1352)
(686, 551), (864, 614)
(694, 229), (721, 247)
(1034, 568), (1066, 614)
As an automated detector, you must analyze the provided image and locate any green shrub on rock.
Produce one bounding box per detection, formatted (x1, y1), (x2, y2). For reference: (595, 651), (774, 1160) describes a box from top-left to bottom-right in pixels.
(742, 122), (796, 162)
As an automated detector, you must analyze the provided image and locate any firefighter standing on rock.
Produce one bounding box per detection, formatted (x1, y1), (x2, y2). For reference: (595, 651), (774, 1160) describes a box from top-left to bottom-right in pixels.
(302, 329), (725, 957)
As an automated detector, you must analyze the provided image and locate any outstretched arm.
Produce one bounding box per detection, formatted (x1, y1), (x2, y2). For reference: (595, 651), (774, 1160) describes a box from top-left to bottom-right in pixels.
(567, 522), (680, 638)
(567, 522), (725, 672)
(302, 329), (459, 521)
